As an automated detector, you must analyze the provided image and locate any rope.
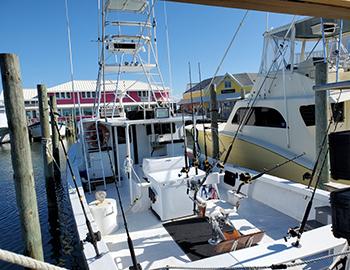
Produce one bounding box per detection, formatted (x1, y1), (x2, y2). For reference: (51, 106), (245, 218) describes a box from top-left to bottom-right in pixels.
(151, 249), (350, 270)
(0, 248), (67, 270)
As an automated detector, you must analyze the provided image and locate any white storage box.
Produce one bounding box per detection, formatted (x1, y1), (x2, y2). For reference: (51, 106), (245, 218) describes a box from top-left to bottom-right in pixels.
(144, 157), (205, 221)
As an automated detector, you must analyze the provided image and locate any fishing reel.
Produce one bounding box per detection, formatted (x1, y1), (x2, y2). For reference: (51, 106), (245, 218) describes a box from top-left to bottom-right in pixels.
(83, 230), (102, 257)
(284, 226), (302, 247)
(178, 166), (189, 177)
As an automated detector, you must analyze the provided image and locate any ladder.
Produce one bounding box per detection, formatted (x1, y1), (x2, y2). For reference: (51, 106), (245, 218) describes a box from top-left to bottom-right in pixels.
(82, 120), (107, 192)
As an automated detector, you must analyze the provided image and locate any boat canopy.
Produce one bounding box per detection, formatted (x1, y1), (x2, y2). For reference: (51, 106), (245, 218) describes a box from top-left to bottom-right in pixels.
(267, 17), (350, 41)
(105, 0), (148, 12)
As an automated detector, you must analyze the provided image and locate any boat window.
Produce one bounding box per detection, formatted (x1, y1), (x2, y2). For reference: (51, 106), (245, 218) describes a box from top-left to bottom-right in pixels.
(82, 92), (86, 98)
(146, 123), (176, 135)
(66, 92), (71, 99)
(331, 102), (344, 122)
(300, 103), (344, 127)
(299, 105), (314, 126)
(232, 107), (286, 128)
(55, 92), (60, 99)
(116, 126), (127, 144)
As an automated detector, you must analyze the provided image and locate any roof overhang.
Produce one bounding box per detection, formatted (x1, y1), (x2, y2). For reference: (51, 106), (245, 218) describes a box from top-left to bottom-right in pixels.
(165, 0), (350, 20)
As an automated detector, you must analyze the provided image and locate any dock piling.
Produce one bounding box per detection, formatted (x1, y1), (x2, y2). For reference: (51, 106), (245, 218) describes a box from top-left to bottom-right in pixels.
(0, 53), (44, 261)
(49, 95), (61, 181)
(315, 61), (330, 188)
(37, 84), (56, 208)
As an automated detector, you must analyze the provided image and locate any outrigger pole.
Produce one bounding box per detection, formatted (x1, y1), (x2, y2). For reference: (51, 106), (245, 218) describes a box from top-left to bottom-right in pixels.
(198, 62), (209, 169)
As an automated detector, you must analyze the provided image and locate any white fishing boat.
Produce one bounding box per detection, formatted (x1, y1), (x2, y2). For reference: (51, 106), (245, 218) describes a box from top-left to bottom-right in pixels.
(193, 17), (350, 183)
(64, 2), (350, 270)
(28, 121), (66, 140)
(0, 103), (10, 144)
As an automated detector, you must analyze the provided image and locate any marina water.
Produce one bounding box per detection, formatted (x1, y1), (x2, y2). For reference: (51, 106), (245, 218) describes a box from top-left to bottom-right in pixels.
(0, 141), (86, 269)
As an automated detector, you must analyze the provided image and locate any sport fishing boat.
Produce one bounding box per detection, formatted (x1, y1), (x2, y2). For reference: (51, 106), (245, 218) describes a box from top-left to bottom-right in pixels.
(28, 120), (66, 140)
(64, 3), (350, 270)
(193, 17), (350, 182)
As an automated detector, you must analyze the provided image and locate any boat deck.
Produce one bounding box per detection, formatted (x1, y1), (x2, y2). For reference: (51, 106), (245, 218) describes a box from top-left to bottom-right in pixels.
(86, 181), (300, 270)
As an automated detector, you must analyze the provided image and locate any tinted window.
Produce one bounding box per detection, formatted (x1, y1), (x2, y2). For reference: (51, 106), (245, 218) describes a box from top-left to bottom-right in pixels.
(300, 103), (344, 127)
(232, 107), (286, 128)
(300, 105), (315, 126)
(146, 123), (176, 135)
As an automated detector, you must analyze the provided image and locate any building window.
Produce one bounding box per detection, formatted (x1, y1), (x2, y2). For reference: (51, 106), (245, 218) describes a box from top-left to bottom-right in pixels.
(138, 91), (148, 97)
(232, 107), (286, 128)
(224, 80), (232, 89)
(221, 89), (235, 94)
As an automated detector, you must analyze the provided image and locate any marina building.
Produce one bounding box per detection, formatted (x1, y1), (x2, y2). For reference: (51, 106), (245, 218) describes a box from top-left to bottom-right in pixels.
(179, 72), (257, 119)
(0, 79), (170, 122)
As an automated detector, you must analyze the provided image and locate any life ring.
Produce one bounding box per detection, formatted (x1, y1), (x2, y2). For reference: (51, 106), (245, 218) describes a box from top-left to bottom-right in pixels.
(85, 122), (110, 148)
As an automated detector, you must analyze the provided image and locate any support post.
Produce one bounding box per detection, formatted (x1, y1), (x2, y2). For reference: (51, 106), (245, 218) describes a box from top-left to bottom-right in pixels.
(315, 61), (330, 188)
(37, 84), (56, 208)
(49, 95), (61, 181)
(0, 53), (44, 261)
(210, 84), (219, 160)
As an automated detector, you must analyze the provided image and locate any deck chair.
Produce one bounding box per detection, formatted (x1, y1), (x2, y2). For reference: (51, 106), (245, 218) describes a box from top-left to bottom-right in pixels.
(214, 230), (265, 254)
(245, 231), (265, 248)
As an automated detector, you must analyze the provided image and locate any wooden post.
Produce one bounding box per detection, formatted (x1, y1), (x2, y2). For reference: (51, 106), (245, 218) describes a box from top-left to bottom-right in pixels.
(210, 84), (219, 160)
(0, 53), (44, 261)
(37, 84), (56, 208)
(49, 95), (61, 181)
(315, 61), (330, 188)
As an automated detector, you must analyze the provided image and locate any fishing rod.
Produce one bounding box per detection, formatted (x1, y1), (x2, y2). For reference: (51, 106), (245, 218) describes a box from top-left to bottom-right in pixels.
(236, 152), (306, 194)
(48, 103), (101, 258)
(102, 124), (141, 270)
(198, 62), (209, 170)
(180, 109), (189, 178)
(188, 62), (199, 175)
(285, 151), (328, 247)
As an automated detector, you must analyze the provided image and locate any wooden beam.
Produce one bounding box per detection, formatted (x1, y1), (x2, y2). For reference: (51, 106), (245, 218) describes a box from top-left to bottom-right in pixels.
(166, 0), (350, 20)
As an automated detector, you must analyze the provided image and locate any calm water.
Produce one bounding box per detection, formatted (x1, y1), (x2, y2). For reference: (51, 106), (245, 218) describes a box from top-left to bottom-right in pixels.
(0, 141), (86, 269)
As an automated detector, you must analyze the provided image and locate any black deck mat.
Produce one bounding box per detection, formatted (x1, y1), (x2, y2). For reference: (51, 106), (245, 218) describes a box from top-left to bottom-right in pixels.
(163, 217), (218, 261)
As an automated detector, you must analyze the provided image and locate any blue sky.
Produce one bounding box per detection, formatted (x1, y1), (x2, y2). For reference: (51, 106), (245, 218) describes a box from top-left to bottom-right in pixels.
(0, 1), (297, 98)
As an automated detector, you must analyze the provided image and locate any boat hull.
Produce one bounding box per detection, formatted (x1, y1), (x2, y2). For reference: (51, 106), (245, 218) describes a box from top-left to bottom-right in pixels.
(195, 128), (311, 183)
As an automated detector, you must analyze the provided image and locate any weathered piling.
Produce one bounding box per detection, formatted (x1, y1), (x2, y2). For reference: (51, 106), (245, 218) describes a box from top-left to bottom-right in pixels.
(210, 84), (219, 160)
(49, 95), (61, 181)
(37, 84), (56, 208)
(66, 115), (75, 144)
(315, 61), (330, 188)
(0, 53), (44, 261)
